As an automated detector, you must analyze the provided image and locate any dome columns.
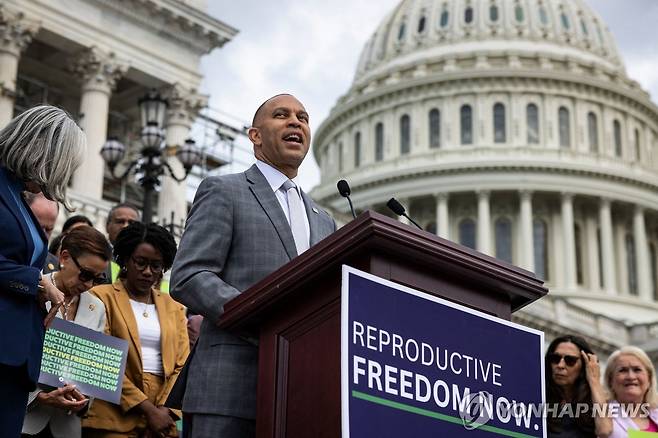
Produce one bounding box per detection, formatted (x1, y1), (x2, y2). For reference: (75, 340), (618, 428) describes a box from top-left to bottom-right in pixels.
(561, 193), (577, 292)
(633, 206), (652, 301)
(477, 190), (492, 255)
(435, 193), (449, 239)
(599, 198), (617, 295)
(519, 190), (534, 271)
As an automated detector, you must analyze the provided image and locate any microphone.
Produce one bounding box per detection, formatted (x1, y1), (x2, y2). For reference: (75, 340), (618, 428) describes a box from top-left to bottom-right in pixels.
(337, 180), (357, 219)
(386, 198), (422, 230)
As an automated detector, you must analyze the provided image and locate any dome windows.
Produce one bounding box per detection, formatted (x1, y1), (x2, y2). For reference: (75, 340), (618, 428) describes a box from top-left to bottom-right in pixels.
(613, 119), (622, 157)
(533, 219), (549, 281)
(375, 122), (384, 162)
(464, 6), (474, 24)
(538, 5), (549, 26)
(514, 4), (524, 23)
(400, 114), (411, 154)
(417, 15), (427, 34)
(429, 109), (441, 149)
(489, 4), (499, 22)
(560, 12), (570, 31)
(587, 112), (598, 152)
(495, 218), (513, 263)
(337, 142), (344, 172)
(461, 104), (473, 145)
(439, 6), (450, 28)
(634, 128), (641, 161)
(354, 131), (361, 168)
(558, 107), (571, 148)
(580, 18), (589, 36)
(527, 104), (539, 144)
(493, 103), (506, 143)
(459, 218), (476, 249)
(398, 21), (407, 41)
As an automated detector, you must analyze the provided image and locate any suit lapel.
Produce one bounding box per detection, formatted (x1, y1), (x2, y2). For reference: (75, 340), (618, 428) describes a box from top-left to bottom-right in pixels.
(245, 165), (297, 259)
(114, 282), (142, 362)
(153, 290), (172, 376)
(301, 191), (323, 246)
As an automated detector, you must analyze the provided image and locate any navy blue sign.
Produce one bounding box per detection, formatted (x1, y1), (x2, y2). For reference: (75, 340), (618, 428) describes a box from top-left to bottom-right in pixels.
(341, 266), (545, 438)
(39, 318), (129, 404)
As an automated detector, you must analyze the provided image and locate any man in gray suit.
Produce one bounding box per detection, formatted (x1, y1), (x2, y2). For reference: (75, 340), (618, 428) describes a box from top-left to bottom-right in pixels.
(170, 94), (336, 437)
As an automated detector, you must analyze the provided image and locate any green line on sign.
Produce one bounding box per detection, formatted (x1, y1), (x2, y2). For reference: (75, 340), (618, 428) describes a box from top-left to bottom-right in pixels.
(351, 390), (538, 438)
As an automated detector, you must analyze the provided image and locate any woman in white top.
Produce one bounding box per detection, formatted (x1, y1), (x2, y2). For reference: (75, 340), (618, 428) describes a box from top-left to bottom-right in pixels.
(22, 225), (111, 438)
(83, 222), (189, 438)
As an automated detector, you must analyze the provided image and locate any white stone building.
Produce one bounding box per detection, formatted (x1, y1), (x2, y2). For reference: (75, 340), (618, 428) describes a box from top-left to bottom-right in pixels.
(0, 0), (236, 229)
(311, 0), (658, 358)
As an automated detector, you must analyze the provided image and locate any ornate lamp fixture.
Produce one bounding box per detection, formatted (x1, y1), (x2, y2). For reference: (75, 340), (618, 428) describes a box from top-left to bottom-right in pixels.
(100, 89), (200, 223)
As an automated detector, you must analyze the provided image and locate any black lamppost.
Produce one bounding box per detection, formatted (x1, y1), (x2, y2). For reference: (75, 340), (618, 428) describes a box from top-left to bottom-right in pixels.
(100, 90), (201, 224)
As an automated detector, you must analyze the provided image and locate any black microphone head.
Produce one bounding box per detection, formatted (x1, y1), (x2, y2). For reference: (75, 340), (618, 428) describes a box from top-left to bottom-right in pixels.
(386, 198), (406, 216)
(337, 179), (351, 197)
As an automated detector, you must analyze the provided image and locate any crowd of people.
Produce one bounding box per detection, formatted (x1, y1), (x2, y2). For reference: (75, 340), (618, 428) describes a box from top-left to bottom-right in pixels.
(1, 101), (657, 438)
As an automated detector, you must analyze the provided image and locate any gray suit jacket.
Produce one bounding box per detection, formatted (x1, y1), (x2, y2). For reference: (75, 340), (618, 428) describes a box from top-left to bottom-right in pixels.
(169, 164), (335, 419)
(22, 290), (106, 438)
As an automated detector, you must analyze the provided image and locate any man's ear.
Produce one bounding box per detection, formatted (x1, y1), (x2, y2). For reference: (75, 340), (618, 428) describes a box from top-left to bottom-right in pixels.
(248, 127), (261, 146)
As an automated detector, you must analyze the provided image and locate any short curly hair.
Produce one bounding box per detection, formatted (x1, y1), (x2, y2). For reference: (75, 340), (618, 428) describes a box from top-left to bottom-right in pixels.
(113, 222), (177, 273)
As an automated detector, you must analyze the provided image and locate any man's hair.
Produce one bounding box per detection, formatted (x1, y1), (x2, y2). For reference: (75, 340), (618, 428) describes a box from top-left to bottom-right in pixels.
(106, 202), (141, 227)
(62, 214), (93, 233)
(113, 222), (177, 273)
(60, 225), (112, 261)
(0, 105), (86, 211)
(251, 93), (292, 127)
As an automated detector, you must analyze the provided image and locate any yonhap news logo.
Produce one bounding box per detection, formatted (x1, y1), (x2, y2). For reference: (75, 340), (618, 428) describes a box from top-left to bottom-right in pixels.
(458, 392), (652, 431)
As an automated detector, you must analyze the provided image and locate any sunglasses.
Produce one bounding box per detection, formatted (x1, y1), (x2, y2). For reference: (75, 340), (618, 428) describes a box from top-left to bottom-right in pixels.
(71, 256), (107, 285)
(548, 353), (580, 367)
(131, 256), (164, 274)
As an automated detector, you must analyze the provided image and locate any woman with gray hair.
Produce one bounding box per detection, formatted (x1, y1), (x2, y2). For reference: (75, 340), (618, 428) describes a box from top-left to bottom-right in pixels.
(0, 105), (86, 437)
(603, 346), (658, 437)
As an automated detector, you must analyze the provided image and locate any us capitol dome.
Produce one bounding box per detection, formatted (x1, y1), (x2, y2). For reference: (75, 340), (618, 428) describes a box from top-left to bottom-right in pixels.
(311, 0), (658, 358)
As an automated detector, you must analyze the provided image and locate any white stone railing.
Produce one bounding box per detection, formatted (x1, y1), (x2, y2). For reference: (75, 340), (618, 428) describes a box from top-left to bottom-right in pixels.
(520, 296), (631, 346)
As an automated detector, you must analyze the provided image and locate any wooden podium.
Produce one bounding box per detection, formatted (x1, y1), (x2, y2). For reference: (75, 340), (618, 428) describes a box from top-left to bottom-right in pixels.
(219, 211), (547, 438)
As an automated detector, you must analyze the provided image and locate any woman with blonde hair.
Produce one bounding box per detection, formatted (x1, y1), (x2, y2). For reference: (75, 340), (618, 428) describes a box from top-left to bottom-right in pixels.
(603, 346), (658, 437)
(0, 105), (86, 436)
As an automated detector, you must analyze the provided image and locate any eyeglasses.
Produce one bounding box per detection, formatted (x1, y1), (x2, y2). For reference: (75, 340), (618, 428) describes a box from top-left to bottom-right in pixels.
(71, 256), (107, 285)
(547, 353), (580, 367)
(131, 256), (163, 274)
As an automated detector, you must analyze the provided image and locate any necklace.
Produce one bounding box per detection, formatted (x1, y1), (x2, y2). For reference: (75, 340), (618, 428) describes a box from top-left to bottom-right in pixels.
(141, 292), (152, 318)
(51, 273), (78, 320)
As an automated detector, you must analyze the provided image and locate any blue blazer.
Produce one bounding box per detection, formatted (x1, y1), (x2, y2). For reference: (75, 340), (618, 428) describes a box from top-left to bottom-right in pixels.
(0, 166), (48, 386)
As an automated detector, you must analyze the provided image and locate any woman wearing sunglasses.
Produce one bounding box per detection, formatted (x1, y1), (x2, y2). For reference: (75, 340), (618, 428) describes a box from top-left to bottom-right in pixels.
(83, 222), (189, 438)
(22, 225), (112, 438)
(545, 335), (611, 437)
(603, 346), (658, 437)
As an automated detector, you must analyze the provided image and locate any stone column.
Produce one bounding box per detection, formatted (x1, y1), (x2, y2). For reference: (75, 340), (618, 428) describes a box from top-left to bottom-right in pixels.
(599, 198), (617, 295)
(70, 47), (127, 199)
(0, 8), (39, 127)
(477, 190), (491, 255)
(634, 206), (652, 300)
(561, 193), (577, 291)
(158, 84), (207, 224)
(519, 190), (534, 271)
(435, 193), (449, 239)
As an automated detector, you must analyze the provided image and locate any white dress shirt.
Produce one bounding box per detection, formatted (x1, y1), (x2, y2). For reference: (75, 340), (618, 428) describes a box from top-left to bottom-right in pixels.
(255, 160), (310, 243)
